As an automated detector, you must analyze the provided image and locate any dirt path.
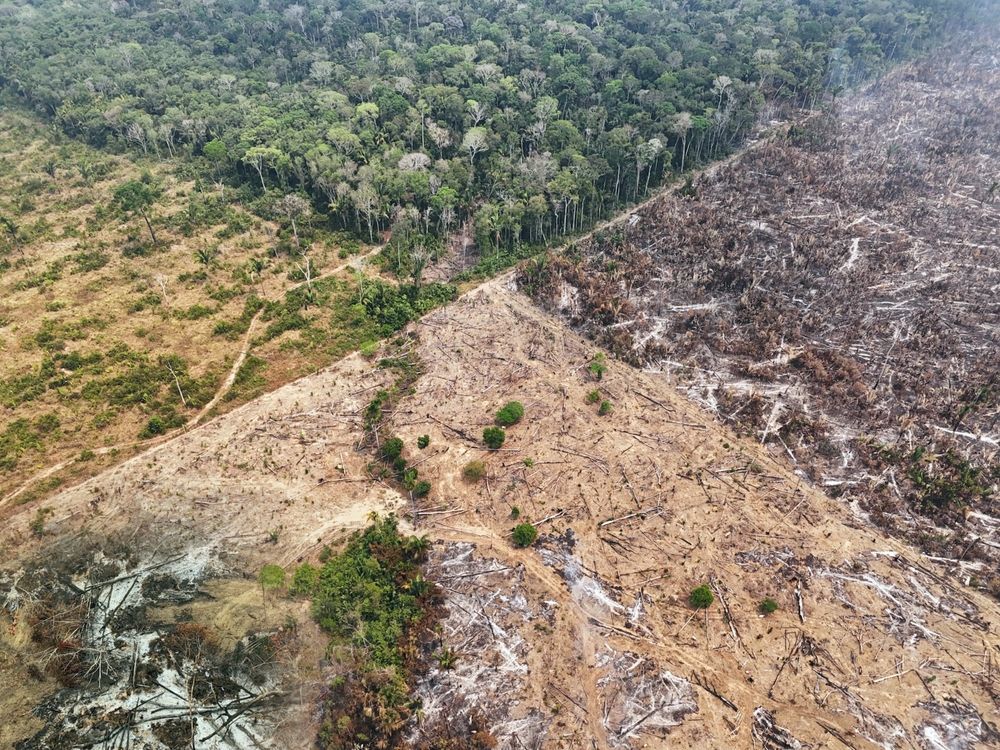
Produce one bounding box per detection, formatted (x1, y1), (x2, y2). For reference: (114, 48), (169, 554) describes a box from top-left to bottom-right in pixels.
(2, 127), (781, 509)
(1, 244), (384, 508)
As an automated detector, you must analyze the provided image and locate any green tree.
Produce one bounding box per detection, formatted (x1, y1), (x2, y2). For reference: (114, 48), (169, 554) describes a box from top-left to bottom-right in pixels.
(689, 585), (714, 609)
(112, 178), (163, 245)
(483, 426), (505, 449)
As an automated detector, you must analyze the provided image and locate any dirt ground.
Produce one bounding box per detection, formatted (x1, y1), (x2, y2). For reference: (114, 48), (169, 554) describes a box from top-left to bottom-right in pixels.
(2, 275), (998, 748)
(525, 32), (1000, 598)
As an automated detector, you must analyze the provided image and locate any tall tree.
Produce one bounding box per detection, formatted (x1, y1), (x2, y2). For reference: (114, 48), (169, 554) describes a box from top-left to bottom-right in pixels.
(112, 178), (163, 245)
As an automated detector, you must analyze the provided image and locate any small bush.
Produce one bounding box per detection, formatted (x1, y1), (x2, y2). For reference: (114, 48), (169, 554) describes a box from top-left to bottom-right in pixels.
(588, 353), (607, 380)
(510, 506), (521, 520)
(462, 460), (485, 482)
(759, 598), (779, 615)
(360, 340), (378, 358)
(381, 437), (404, 461)
(494, 401), (524, 427)
(412, 480), (432, 497)
(290, 563), (320, 597)
(483, 426), (505, 450)
(585, 389), (601, 404)
(417, 435), (430, 449)
(435, 646), (458, 670)
(688, 585), (714, 609)
(511, 522), (538, 548)
(140, 415), (169, 438)
(598, 400), (613, 416)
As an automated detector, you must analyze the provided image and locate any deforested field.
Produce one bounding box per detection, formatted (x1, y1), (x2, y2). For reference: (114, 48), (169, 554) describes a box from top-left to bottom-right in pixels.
(526, 32), (1000, 599)
(1, 6), (999, 750)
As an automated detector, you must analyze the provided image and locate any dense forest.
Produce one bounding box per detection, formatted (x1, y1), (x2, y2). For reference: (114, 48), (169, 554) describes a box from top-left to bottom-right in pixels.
(0, 0), (990, 260)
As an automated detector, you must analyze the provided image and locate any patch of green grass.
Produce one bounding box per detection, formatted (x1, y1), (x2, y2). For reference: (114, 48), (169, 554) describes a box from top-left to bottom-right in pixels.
(225, 354), (267, 402)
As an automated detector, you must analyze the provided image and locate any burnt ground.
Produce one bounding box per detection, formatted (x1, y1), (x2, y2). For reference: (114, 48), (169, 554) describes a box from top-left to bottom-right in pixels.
(523, 32), (1000, 597)
(2, 276), (999, 748)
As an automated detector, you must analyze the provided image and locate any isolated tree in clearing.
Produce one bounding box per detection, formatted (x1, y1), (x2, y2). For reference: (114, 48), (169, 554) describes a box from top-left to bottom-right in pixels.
(483, 426), (505, 449)
(512, 523), (538, 548)
(113, 178), (162, 245)
(689, 585), (714, 609)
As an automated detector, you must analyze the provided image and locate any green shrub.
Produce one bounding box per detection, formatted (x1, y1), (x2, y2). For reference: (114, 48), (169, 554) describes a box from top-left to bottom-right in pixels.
(290, 563), (320, 598)
(140, 415), (168, 438)
(364, 390), (390, 429)
(435, 645), (458, 670)
(381, 437), (404, 461)
(598, 400), (613, 416)
(462, 460), (485, 481)
(417, 434), (430, 449)
(588, 353), (607, 380)
(511, 522), (538, 548)
(585, 389), (601, 404)
(360, 340), (378, 358)
(494, 400), (524, 427)
(759, 598), (779, 615)
(412, 480), (432, 497)
(688, 585), (714, 609)
(483, 426), (505, 450)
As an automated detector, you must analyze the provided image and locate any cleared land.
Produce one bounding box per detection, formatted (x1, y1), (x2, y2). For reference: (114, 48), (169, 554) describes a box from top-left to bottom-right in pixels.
(2, 277), (998, 748)
(526, 33), (1000, 598)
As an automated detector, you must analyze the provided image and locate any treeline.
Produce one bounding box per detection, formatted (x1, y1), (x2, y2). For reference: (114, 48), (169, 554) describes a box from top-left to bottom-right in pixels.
(0, 0), (989, 253)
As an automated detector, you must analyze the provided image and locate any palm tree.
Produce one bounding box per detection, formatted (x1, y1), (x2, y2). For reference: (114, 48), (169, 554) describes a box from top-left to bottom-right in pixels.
(195, 245), (220, 266)
(406, 534), (431, 561)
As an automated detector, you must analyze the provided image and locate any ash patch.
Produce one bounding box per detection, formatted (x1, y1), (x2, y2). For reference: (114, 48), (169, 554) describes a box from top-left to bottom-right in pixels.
(915, 698), (1000, 750)
(411, 542), (551, 749)
(752, 707), (802, 750)
(812, 552), (985, 645)
(2, 536), (287, 750)
(596, 647), (698, 748)
(537, 529), (625, 616)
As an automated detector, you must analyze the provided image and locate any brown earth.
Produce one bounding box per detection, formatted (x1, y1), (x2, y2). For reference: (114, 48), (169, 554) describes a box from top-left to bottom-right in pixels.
(2, 275), (998, 748)
(524, 32), (1000, 599)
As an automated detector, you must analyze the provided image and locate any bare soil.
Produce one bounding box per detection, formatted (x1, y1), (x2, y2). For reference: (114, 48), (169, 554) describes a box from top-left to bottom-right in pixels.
(524, 33), (1000, 598)
(1, 275), (997, 748)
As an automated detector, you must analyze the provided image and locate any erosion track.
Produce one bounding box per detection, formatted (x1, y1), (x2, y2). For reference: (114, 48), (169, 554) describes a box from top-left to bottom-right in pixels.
(1, 244), (384, 508)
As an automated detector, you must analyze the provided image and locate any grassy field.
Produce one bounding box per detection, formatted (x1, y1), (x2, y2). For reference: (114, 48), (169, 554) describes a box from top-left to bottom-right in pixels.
(0, 109), (398, 499)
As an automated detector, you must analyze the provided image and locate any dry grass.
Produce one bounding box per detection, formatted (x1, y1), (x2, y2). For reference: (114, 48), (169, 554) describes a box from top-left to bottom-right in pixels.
(0, 109), (377, 500)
